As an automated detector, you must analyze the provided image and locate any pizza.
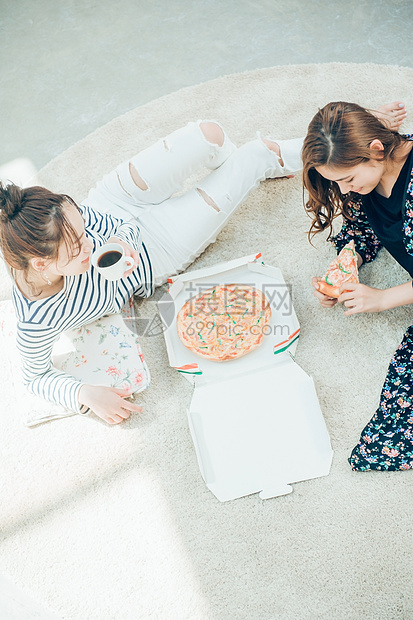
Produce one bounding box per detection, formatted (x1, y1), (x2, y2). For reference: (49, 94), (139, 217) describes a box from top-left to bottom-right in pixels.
(318, 240), (359, 298)
(176, 284), (272, 361)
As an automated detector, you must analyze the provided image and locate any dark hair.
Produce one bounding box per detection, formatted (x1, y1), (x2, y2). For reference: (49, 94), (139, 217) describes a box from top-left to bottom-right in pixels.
(302, 101), (408, 241)
(0, 183), (82, 295)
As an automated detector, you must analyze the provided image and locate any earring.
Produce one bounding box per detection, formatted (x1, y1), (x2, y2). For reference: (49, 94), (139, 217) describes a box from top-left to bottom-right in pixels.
(42, 270), (52, 286)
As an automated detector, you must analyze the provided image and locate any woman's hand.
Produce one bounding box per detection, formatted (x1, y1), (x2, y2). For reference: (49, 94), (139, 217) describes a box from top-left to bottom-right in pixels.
(107, 236), (139, 277)
(312, 277), (338, 308)
(338, 283), (386, 316)
(78, 384), (143, 424)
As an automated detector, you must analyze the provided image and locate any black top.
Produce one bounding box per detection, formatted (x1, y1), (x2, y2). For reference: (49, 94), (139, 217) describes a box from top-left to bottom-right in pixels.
(363, 147), (413, 275)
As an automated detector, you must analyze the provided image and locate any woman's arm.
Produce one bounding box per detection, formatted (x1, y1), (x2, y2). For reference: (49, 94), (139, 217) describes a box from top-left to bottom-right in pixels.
(338, 280), (413, 316)
(17, 322), (86, 413)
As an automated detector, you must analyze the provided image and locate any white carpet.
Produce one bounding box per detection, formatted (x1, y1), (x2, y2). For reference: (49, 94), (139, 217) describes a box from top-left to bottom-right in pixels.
(1, 63), (413, 620)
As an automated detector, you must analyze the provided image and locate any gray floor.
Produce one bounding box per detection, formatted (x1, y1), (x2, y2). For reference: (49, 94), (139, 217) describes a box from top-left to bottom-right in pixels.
(1, 0), (413, 173)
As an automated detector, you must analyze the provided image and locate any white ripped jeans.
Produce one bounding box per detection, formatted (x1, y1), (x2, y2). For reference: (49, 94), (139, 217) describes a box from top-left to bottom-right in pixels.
(85, 121), (303, 285)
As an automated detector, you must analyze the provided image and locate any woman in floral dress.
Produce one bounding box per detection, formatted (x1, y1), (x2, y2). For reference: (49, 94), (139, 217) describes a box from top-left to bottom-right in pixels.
(302, 101), (413, 471)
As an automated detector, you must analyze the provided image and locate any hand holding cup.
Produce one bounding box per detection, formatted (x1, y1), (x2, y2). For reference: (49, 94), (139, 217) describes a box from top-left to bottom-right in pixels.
(91, 242), (135, 281)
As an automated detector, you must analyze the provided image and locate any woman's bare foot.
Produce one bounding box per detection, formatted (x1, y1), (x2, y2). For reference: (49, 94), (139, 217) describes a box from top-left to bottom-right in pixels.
(373, 101), (407, 131)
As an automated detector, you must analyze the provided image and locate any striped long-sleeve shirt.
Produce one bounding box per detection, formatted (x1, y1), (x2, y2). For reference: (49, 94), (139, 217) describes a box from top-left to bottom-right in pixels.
(12, 204), (154, 413)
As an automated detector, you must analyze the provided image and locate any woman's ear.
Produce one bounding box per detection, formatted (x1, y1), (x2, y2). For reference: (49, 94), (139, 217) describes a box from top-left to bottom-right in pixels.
(369, 139), (385, 152)
(30, 257), (47, 273)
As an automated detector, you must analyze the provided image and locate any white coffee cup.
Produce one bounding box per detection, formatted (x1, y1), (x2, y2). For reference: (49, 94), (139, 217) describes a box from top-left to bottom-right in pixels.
(91, 242), (134, 281)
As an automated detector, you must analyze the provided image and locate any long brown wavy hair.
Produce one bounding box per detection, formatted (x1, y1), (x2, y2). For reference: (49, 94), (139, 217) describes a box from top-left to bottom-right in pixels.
(302, 101), (408, 241)
(0, 183), (82, 296)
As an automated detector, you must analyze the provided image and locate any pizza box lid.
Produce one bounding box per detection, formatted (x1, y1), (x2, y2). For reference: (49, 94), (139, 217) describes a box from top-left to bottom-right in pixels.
(188, 357), (333, 502)
(158, 254), (333, 501)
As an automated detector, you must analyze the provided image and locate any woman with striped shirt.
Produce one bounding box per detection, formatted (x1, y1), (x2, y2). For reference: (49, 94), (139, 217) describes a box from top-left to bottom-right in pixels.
(0, 120), (302, 424)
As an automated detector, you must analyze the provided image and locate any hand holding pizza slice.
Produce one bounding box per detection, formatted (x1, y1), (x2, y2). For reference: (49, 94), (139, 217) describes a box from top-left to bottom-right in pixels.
(317, 240), (359, 299)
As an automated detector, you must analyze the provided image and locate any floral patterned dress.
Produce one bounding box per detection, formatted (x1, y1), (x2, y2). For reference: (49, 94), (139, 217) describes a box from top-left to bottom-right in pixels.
(331, 136), (413, 471)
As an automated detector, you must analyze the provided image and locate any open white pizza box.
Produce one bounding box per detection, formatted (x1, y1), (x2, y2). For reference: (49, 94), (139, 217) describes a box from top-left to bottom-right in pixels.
(158, 254), (333, 502)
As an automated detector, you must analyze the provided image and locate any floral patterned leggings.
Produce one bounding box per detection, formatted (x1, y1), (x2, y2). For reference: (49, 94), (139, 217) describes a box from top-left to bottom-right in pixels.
(349, 325), (413, 471)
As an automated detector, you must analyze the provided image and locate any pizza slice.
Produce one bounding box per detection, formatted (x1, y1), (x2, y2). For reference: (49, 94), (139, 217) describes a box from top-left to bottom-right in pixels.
(318, 240), (359, 298)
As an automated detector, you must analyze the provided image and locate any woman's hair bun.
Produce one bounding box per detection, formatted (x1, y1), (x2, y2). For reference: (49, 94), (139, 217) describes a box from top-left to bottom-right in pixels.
(0, 182), (23, 220)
